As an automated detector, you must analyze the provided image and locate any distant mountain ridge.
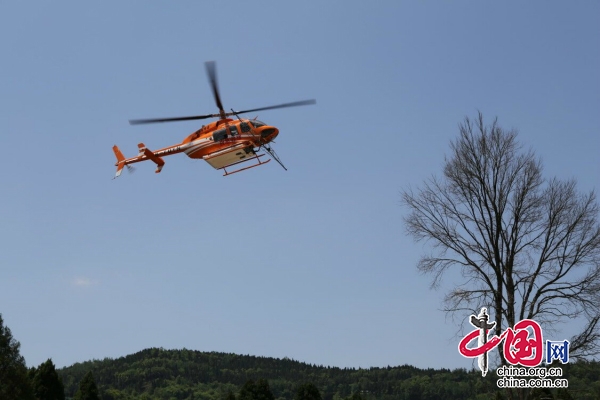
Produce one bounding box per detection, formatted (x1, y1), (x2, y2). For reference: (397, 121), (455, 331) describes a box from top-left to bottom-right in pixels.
(57, 348), (600, 400)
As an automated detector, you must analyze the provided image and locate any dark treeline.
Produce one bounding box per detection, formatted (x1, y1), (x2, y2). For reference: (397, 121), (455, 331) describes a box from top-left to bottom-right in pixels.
(3, 313), (600, 400)
(57, 348), (600, 400)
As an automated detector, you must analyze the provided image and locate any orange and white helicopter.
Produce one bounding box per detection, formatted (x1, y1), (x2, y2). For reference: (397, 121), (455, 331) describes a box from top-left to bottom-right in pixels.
(113, 61), (315, 178)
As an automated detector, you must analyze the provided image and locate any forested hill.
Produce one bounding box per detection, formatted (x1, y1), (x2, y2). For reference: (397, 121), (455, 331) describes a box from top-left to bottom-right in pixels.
(57, 348), (600, 400)
(57, 348), (489, 399)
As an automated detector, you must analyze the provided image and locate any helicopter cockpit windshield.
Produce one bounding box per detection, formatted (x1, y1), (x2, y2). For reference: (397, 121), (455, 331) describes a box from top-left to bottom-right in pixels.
(250, 120), (266, 128)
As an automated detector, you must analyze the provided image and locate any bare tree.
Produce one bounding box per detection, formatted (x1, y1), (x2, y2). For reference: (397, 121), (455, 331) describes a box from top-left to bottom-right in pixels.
(402, 112), (600, 362)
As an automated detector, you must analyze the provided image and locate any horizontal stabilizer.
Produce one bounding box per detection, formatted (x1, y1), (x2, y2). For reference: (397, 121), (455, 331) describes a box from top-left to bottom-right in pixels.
(138, 143), (165, 173)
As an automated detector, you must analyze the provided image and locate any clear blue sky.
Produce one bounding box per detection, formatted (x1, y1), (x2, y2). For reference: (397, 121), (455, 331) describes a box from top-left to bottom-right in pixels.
(1, 1), (598, 371)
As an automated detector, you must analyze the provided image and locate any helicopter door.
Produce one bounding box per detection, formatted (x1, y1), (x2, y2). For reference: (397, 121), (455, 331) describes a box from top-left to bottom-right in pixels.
(204, 143), (255, 169)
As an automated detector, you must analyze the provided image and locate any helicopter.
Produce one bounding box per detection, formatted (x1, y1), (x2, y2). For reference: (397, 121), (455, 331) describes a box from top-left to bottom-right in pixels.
(112, 61), (315, 178)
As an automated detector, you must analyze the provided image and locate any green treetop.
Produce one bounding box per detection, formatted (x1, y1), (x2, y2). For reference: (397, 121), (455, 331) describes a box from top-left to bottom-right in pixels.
(31, 358), (65, 400)
(295, 383), (322, 400)
(0, 313), (34, 400)
(74, 371), (99, 400)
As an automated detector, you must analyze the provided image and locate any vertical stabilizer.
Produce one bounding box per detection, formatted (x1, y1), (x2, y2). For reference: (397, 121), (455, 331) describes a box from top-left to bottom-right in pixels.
(112, 145), (126, 178)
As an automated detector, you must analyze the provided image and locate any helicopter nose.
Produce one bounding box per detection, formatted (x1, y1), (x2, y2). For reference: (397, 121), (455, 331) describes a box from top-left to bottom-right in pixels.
(257, 126), (279, 140)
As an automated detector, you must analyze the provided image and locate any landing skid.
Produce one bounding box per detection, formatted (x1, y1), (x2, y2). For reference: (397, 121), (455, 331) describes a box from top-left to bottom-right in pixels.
(221, 153), (271, 176)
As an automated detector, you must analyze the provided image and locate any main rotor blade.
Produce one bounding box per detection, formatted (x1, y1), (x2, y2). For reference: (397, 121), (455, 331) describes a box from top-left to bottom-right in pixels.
(205, 61), (225, 114)
(129, 113), (220, 125)
(235, 99), (316, 115)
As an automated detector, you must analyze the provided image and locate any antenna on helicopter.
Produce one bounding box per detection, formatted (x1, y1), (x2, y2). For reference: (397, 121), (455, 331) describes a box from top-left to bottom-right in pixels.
(263, 144), (287, 171)
(231, 109), (242, 121)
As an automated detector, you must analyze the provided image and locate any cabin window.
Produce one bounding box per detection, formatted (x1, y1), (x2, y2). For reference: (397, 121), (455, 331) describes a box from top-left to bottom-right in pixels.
(213, 129), (227, 142)
(251, 120), (266, 128)
(240, 122), (251, 133)
(228, 125), (238, 136)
